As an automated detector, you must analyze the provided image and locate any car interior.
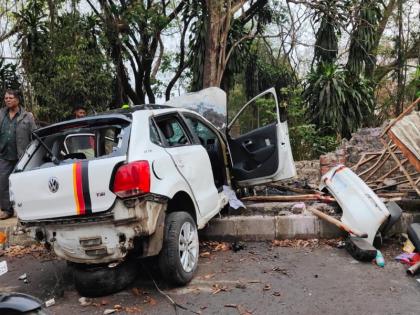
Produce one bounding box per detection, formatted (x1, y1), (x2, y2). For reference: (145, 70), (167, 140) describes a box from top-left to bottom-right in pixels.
(227, 97), (279, 181)
(21, 126), (123, 171)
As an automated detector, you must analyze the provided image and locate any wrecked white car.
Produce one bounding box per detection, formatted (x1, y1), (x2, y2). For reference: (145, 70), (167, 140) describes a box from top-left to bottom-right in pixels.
(9, 88), (295, 296)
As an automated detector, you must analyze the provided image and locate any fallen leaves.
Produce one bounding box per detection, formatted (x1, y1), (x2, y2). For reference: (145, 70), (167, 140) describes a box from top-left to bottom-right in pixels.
(78, 296), (144, 314)
(5, 244), (52, 259)
(131, 287), (158, 306)
(203, 273), (216, 280)
(143, 296), (157, 306)
(271, 238), (343, 249)
(199, 251), (211, 258)
(201, 241), (231, 252)
(212, 283), (228, 294)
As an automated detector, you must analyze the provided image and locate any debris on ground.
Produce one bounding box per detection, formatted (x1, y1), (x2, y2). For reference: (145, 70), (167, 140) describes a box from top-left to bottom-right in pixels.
(45, 298), (55, 307)
(407, 261), (420, 276)
(375, 250), (385, 267)
(103, 309), (116, 315)
(79, 297), (92, 306)
(271, 238), (343, 248)
(0, 260), (8, 276)
(5, 244), (52, 259)
(224, 304), (253, 315)
(402, 239), (416, 253)
(212, 284), (228, 294)
(201, 241), (231, 252)
(241, 194), (335, 203)
(0, 231), (6, 249)
(232, 241), (245, 252)
(235, 282), (247, 289)
(18, 273), (27, 280)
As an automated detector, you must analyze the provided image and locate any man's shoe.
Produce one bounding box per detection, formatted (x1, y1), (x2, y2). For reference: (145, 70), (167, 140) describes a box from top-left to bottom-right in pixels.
(0, 211), (12, 220)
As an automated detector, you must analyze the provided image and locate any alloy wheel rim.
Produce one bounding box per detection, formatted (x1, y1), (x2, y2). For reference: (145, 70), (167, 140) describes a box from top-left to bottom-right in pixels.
(178, 221), (199, 273)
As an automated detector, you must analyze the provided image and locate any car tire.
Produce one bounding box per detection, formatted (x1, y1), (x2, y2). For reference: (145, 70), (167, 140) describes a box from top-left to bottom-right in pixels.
(159, 211), (199, 286)
(71, 259), (138, 297)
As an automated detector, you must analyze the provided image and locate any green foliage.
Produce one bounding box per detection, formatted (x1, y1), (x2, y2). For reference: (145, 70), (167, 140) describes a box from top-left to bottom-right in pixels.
(303, 63), (373, 138)
(346, 0), (384, 76)
(15, 1), (113, 123)
(305, 0), (377, 139)
(312, 0), (348, 64)
(405, 65), (420, 100)
(0, 59), (21, 97)
(245, 41), (295, 100)
(285, 86), (339, 160)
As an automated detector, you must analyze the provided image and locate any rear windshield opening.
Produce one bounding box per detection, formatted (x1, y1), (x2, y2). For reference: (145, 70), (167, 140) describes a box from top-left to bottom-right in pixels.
(18, 124), (129, 172)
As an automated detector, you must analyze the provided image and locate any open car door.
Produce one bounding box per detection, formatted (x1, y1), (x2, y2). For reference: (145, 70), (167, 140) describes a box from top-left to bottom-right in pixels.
(227, 88), (296, 186)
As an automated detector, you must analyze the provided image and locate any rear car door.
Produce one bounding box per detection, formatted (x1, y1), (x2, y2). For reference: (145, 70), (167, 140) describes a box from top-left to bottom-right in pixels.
(227, 88), (296, 186)
(154, 113), (220, 216)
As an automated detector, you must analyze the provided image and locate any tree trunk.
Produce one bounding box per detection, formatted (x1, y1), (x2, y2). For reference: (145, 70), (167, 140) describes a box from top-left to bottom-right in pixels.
(395, 0), (404, 115)
(203, 0), (223, 88)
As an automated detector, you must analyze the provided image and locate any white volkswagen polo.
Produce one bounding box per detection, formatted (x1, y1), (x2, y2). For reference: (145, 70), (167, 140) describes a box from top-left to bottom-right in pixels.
(9, 88), (295, 296)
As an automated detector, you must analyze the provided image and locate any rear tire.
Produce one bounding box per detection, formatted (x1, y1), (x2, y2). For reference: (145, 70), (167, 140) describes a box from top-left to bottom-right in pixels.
(71, 259), (138, 297)
(159, 212), (199, 286)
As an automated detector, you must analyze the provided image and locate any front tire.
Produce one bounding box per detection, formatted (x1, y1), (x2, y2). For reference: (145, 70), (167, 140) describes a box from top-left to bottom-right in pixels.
(159, 212), (199, 286)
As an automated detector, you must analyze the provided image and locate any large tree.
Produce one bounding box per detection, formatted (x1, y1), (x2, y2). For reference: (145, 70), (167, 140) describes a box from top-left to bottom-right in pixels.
(86, 0), (186, 104)
(15, 0), (114, 122)
(189, 0), (271, 90)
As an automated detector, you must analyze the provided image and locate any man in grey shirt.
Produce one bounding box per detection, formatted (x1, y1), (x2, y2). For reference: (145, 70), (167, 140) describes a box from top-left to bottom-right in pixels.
(0, 90), (37, 220)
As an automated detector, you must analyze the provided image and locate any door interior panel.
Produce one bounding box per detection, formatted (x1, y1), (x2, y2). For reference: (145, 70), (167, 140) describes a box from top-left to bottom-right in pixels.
(228, 123), (278, 181)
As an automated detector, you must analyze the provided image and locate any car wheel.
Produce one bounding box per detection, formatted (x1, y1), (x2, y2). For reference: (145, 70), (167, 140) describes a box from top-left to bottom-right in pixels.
(71, 259), (138, 297)
(159, 211), (199, 286)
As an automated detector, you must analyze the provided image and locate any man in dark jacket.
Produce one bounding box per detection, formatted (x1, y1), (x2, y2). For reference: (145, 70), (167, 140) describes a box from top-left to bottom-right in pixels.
(0, 90), (37, 220)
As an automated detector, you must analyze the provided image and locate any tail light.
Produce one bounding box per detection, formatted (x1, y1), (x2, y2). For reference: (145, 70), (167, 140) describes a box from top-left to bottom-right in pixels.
(112, 161), (150, 198)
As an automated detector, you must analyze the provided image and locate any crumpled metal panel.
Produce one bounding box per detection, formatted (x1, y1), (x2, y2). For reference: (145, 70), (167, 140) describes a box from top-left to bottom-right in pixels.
(320, 165), (390, 244)
(390, 110), (420, 161)
(164, 87), (227, 130)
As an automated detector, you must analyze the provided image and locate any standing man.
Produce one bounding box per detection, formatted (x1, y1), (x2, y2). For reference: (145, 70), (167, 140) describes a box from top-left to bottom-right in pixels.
(0, 90), (37, 220)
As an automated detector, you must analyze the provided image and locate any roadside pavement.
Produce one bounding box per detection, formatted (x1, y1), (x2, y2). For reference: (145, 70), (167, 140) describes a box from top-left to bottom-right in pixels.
(1, 241), (419, 314)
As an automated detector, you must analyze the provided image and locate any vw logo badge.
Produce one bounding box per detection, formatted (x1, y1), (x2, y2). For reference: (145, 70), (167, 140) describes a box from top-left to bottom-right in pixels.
(48, 177), (59, 193)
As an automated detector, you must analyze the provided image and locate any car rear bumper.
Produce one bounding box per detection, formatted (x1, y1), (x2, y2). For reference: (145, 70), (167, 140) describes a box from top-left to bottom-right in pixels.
(25, 198), (167, 264)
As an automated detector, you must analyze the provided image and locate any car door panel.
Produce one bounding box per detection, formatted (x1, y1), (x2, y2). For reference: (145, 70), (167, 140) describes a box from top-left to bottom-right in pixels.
(227, 88), (296, 186)
(228, 123), (278, 180)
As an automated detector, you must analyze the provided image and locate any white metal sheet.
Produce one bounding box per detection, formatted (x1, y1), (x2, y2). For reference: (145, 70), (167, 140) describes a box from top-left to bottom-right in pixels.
(320, 165), (390, 244)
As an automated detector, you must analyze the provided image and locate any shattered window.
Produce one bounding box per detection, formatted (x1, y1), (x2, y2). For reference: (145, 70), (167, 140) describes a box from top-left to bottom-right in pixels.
(185, 116), (217, 146)
(156, 117), (190, 147)
(18, 124), (128, 171)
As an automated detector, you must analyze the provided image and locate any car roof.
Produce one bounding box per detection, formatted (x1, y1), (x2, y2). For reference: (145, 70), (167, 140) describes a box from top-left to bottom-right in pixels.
(103, 104), (173, 116)
(34, 105), (197, 137)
